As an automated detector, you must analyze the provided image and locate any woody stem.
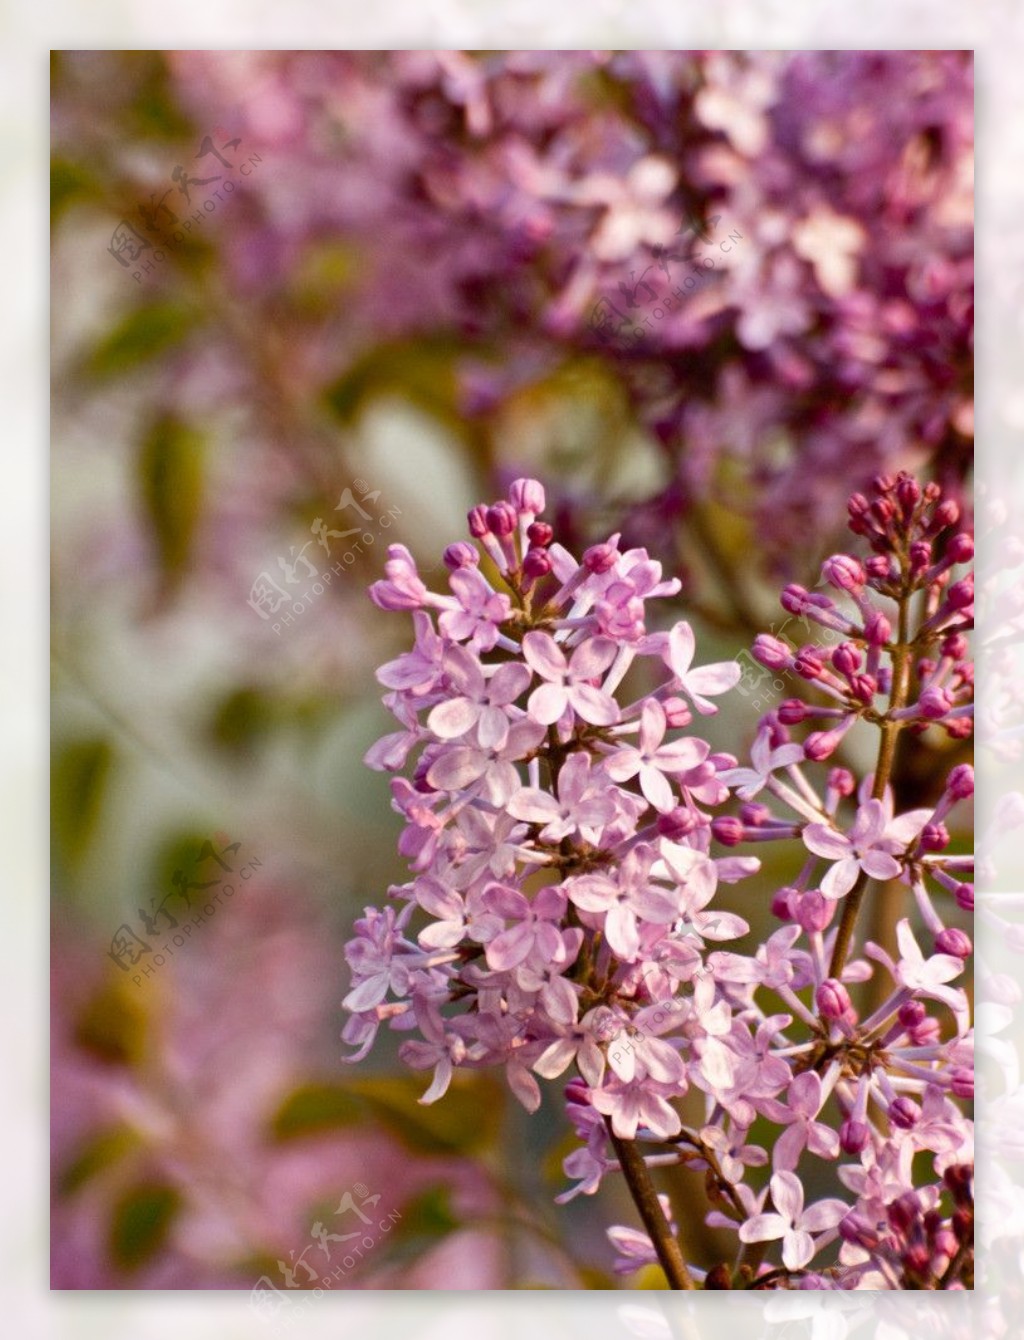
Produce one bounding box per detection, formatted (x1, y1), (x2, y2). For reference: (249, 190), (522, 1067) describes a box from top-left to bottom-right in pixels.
(604, 1118), (697, 1289)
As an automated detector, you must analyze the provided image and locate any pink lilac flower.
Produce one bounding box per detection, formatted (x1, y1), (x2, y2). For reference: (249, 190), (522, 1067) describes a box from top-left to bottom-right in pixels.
(738, 1171), (848, 1270)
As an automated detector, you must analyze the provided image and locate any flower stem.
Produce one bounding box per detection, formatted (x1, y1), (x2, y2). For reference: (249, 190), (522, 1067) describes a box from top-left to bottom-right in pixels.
(828, 587), (914, 981)
(604, 1118), (697, 1289)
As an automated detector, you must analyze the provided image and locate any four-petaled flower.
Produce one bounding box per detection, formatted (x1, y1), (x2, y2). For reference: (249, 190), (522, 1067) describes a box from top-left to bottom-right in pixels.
(604, 699), (710, 812)
(522, 631), (621, 725)
(738, 1171), (848, 1270)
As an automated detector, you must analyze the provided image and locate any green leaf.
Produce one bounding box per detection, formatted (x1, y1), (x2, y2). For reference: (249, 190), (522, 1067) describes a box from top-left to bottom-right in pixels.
(322, 337), (462, 428)
(88, 302), (198, 380)
(138, 415), (204, 586)
(270, 1083), (364, 1141)
(73, 979), (148, 1067)
(58, 1126), (142, 1196)
(349, 1073), (504, 1156)
(51, 737), (113, 869)
(50, 158), (99, 224)
(108, 1182), (182, 1271)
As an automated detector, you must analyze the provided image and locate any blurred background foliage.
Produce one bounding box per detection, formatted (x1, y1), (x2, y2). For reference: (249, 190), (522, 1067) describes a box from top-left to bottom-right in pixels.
(51, 50), (971, 1288)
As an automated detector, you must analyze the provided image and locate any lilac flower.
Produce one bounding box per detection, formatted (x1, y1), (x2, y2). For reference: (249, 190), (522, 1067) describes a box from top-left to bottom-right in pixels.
(760, 1071), (842, 1171)
(427, 646), (531, 750)
(659, 620), (742, 714)
(802, 798), (924, 900)
(719, 723), (805, 800)
(738, 1171), (848, 1270)
(604, 699), (710, 812)
(439, 567), (511, 651)
(506, 750), (616, 843)
(521, 631), (620, 726)
(566, 845), (683, 960)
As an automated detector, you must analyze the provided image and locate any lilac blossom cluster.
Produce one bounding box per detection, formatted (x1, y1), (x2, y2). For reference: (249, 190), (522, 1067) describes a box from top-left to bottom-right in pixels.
(341, 471), (973, 1290)
(162, 51), (972, 563)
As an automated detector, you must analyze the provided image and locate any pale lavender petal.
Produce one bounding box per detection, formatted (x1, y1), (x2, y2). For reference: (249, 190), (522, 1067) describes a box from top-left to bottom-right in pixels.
(821, 856), (861, 900)
(486, 921), (535, 970)
(803, 823), (852, 860)
(639, 762), (675, 813)
(522, 630), (567, 682)
(426, 747), (487, 790)
(738, 1213), (788, 1244)
(782, 1228), (815, 1272)
(800, 1198), (849, 1233)
(427, 696), (480, 739)
(860, 849), (901, 881)
(507, 788), (561, 824)
(529, 682), (569, 725)
(568, 636), (617, 679)
(569, 682), (620, 725)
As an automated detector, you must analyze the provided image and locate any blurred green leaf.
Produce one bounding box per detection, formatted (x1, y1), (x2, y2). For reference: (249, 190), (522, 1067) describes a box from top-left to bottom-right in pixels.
(50, 158), (100, 224)
(138, 415), (204, 586)
(208, 686), (278, 755)
(88, 302), (199, 380)
(322, 337), (463, 430)
(58, 1126), (142, 1196)
(108, 1182), (182, 1272)
(371, 1184), (461, 1269)
(349, 1073), (504, 1156)
(73, 979), (148, 1067)
(270, 1083), (364, 1141)
(51, 737), (113, 869)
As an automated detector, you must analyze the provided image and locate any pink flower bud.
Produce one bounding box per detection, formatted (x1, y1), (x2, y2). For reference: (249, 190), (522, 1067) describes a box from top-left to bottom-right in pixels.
(794, 647), (824, 680)
(951, 1068), (974, 1100)
(712, 816), (745, 847)
(795, 889), (833, 932)
(935, 927), (972, 959)
(909, 540), (932, 572)
(583, 542), (618, 574)
(889, 1192), (921, 1235)
(804, 729), (841, 761)
(822, 553), (866, 592)
(443, 541), (479, 570)
(902, 1243), (931, 1277)
(656, 807), (701, 841)
(522, 547), (553, 580)
(898, 1000), (927, 1029)
(946, 575), (973, 609)
(896, 473), (921, 513)
(933, 1229), (958, 1261)
(917, 687), (953, 720)
(752, 635), (789, 669)
(831, 642), (862, 677)
(947, 532), (974, 564)
(509, 477), (546, 516)
(828, 767), (856, 796)
(740, 802), (772, 827)
(778, 698), (809, 725)
(943, 1164), (973, 1204)
(919, 822), (950, 852)
(942, 632), (969, 660)
(873, 472), (897, 496)
(866, 554), (894, 582)
(840, 1119), (870, 1154)
(863, 610), (892, 646)
(486, 501), (517, 537)
(932, 499), (961, 531)
(946, 764), (974, 800)
(840, 1211), (879, 1249)
(889, 1096), (919, 1129)
(781, 583), (809, 614)
(467, 505), (490, 538)
(771, 887), (799, 920)
(662, 696), (693, 728)
(850, 674), (877, 704)
(816, 978), (852, 1020)
(527, 521), (553, 547)
(954, 882), (974, 912)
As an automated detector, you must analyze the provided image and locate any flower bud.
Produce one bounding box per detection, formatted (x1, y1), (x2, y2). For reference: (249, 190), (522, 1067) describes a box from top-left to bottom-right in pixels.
(486, 501), (517, 537)
(951, 1068), (974, 1100)
(850, 674), (877, 704)
(863, 610), (892, 646)
(889, 1096), (919, 1129)
(866, 554), (894, 582)
(527, 521), (553, 547)
(467, 505), (490, 538)
(840, 1119), (870, 1154)
(898, 999), (926, 1030)
(662, 696), (692, 728)
(804, 729), (841, 761)
(896, 473), (921, 514)
(918, 687), (953, 720)
(711, 816), (744, 847)
(909, 540), (932, 573)
(752, 635), (790, 670)
(873, 472), (897, 496)
(919, 822), (950, 852)
(778, 698), (809, 725)
(888, 1191), (921, 1235)
(947, 531), (974, 564)
(946, 575), (973, 610)
(828, 767), (856, 797)
(816, 978), (852, 1020)
(509, 477), (546, 517)
(822, 552), (867, 592)
(740, 801), (772, 827)
(946, 764), (974, 800)
(954, 882), (974, 913)
(522, 547), (553, 580)
(443, 541), (479, 571)
(795, 889), (834, 932)
(840, 1211), (879, 1249)
(657, 807), (700, 841)
(932, 499), (961, 531)
(772, 887), (798, 920)
(943, 1164), (973, 1205)
(794, 647), (825, 680)
(832, 642), (862, 677)
(942, 632), (968, 660)
(902, 1243), (931, 1278)
(781, 583), (810, 614)
(583, 542), (618, 574)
